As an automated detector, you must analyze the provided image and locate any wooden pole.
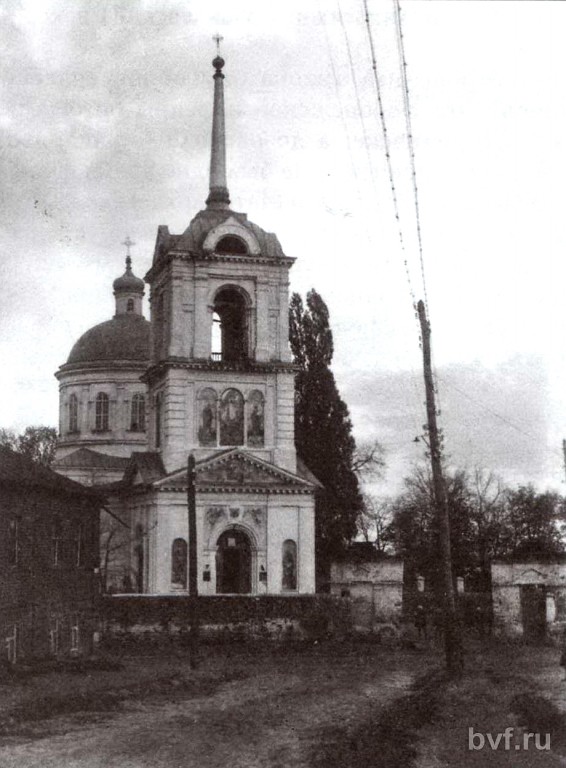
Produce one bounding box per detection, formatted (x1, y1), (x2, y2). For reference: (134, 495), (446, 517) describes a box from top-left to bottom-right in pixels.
(187, 453), (199, 668)
(417, 300), (464, 677)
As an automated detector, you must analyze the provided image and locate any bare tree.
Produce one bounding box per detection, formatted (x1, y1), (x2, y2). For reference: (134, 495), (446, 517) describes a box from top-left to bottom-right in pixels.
(352, 440), (386, 482)
(357, 493), (393, 553)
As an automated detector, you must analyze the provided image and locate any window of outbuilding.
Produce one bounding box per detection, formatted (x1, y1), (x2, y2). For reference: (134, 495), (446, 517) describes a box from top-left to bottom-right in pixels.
(8, 518), (20, 567)
(95, 392), (109, 431)
(52, 517), (62, 566)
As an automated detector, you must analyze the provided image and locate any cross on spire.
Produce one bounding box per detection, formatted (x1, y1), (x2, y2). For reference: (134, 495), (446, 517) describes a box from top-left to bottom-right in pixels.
(213, 33), (223, 53)
(122, 235), (135, 256)
(122, 235), (135, 271)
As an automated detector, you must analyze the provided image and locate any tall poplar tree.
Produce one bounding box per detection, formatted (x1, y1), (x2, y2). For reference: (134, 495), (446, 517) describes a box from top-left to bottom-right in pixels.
(289, 290), (363, 586)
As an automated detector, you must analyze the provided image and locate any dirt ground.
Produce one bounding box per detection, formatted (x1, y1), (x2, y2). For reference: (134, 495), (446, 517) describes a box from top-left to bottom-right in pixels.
(0, 642), (423, 768)
(0, 640), (563, 768)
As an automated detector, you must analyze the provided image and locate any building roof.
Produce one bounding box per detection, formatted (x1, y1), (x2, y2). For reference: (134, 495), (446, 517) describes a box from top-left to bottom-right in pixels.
(152, 208), (286, 268)
(64, 314), (150, 366)
(52, 448), (132, 471)
(0, 447), (101, 498)
(123, 452), (166, 485)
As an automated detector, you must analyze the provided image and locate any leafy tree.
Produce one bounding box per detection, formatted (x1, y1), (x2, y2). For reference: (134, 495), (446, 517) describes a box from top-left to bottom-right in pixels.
(0, 425), (58, 466)
(290, 290), (363, 586)
(504, 485), (565, 560)
(388, 465), (566, 594)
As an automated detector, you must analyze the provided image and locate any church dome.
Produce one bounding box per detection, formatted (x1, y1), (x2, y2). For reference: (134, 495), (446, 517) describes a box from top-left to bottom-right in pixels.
(66, 314), (150, 366)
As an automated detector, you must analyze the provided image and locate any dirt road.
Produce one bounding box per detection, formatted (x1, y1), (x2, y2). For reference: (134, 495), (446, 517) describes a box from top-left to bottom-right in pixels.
(0, 646), (419, 768)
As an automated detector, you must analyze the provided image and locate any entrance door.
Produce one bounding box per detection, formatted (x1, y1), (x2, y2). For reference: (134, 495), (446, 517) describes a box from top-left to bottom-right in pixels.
(216, 529), (252, 594)
(520, 585), (546, 642)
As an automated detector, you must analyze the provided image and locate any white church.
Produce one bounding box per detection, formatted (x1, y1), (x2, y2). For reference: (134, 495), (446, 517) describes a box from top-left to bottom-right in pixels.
(53, 53), (318, 597)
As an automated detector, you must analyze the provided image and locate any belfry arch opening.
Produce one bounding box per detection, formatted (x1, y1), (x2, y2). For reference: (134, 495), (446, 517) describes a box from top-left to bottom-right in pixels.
(211, 287), (249, 362)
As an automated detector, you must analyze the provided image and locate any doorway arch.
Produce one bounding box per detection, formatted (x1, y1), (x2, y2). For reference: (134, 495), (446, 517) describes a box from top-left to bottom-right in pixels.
(216, 528), (253, 594)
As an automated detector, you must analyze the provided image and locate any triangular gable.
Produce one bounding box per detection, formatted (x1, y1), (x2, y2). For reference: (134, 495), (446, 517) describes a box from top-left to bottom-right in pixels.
(122, 452), (166, 487)
(154, 449), (316, 494)
(513, 567), (547, 585)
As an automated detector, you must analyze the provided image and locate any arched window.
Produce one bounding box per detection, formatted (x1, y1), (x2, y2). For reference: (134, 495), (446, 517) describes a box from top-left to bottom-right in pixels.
(171, 538), (187, 588)
(215, 236), (248, 255)
(130, 393), (146, 432)
(247, 390), (265, 447)
(198, 388), (217, 446)
(282, 540), (297, 591)
(212, 287), (248, 362)
(69, 394), (79, 433)
(155, 392), (162, 448)
(219, 388), (244, 446)
(95, 392), (109, 431)
(127, 298), (134, 312)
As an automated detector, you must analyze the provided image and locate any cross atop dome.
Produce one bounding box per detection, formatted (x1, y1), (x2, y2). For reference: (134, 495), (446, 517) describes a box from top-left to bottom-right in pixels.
(122, 235), (136, 271)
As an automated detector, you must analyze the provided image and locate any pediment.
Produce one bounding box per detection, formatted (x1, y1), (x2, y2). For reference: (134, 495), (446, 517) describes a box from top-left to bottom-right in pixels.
(513, 568), (547, 585)
(155, 450), (315, 494)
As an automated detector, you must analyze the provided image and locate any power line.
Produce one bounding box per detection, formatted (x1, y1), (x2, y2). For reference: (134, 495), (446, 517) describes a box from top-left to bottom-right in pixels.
(361, 0), (416, 312)
(336, 0), (380, 200)
(393, 0), (430, 315)
(438, 374), (564, 461)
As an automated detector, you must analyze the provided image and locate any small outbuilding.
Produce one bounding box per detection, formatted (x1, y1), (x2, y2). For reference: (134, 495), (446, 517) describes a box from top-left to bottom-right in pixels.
(330, 544), (404, 633)
(0, 448), (101, 663)
(491, 559), (566, 641)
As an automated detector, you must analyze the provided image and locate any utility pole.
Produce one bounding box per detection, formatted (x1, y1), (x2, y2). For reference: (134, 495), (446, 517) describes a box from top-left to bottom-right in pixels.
(187, 453), (199, 669)
(417, 300), (464, 677)
(562, 440), (566, 484)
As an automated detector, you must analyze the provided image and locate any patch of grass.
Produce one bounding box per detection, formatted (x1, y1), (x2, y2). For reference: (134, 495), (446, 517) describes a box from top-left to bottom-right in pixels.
(0, 667), (247, 736)
(309, 669), (445, 768)
(510, 693), (566, 746)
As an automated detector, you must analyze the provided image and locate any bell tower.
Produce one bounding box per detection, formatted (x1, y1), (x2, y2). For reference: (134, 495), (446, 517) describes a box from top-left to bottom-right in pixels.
(144, 53), (297, 475)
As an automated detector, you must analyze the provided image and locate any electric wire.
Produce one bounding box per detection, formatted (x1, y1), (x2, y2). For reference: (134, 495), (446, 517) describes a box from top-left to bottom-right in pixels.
(361, 0), (417, 313)
(438, 374), (565, 462)
(336, 0), (381, 202)
(318, 4), (375, 251)
(393, 0), (429, 316)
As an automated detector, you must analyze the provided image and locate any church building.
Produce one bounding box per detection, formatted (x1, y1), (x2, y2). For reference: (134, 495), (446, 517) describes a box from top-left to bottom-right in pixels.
(53, 53), (318, 597)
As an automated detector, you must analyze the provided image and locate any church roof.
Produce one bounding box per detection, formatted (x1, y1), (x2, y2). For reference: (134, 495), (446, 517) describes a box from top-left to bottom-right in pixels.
(65, 314), (150, 366)
(52, 448), (132, 471)
(152, 208), (285, 266)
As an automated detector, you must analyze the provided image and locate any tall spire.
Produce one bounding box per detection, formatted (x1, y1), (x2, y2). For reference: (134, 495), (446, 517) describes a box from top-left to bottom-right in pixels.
(206, 36), (230, 209)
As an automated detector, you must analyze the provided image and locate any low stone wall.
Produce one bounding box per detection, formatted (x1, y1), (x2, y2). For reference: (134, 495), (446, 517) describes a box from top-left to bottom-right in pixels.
(99, 594), (351, 645)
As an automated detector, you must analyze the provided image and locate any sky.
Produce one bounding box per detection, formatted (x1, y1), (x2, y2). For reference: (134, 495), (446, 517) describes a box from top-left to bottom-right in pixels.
(1, 0), (566, 496)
